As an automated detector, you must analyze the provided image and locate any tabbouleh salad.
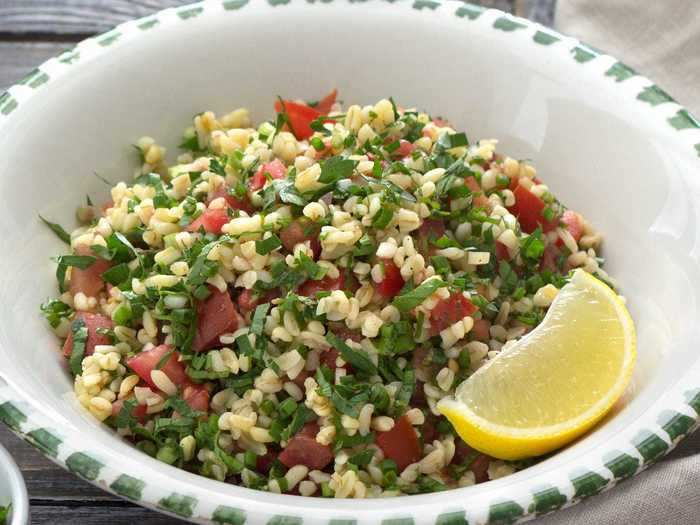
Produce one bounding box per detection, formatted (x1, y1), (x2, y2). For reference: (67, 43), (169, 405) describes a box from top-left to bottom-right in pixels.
(40, 90), (610, 498)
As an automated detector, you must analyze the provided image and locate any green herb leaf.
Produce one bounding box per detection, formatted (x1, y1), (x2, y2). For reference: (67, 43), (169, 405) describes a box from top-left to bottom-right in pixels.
(101, 263), (130, 286)
(318, 156), (357, 184)
(40, 299), (73, 328)
(255, 234), (282, 255)
(68, 317), (88, 376)
(325, 333), (377, 375)
(250, 303), (270, 336)
(393, 278), (446, 312)
(39, 215), (71, 244)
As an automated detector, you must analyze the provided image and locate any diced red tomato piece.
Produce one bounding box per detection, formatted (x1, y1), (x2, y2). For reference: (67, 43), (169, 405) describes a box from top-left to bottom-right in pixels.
(465, 176), (490, 208)
(279, 422), (333, 469)
(280, 219), (321, 258)
(429, 292), (478, 336)
(560, 210), (583, 242)
(507, 185), (558, 234)
(255, 452), (276, 474)
(101, 200), (114, 216)
(453, 442), (491, 483)
(298, 273), (343, 297)
(236, 288), (281, 315)
(471, 319), (491, 342)
(495, 241), (510, 261)
(69, 245), (112, 298)
(111, 398), (148, 425)
(315, 89), (338, 115)
(540, 244), (562, 273)
(291, 369), (310, 389)
(320, 348), (342, 370)
(186, 208), (229, 234)
(410, 381), (428, 408)
(328, 322), (362, 344)
(432, 118), (450, 127)
(127, 344), (189, 390)
(249, 159), (287, 192)
(376, 416), (422, 471)
(416, 219), (446, 256)
(192, 288), (242, 352)
(182, 384), (210, 413)
(395, 139), (414, 158)
(420, 414), (440, 444)
(274, 100), (322, 140)
(375, 260), (405, 299)
(62, 312), (113, 358)
(208, 185), (254, 214)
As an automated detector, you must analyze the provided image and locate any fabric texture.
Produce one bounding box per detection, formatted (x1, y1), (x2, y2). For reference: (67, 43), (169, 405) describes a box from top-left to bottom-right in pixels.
(555, 0), (700, 113)
(537, 2), (700, 523)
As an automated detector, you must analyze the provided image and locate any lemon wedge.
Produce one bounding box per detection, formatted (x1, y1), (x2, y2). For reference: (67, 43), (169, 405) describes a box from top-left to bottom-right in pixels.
(437, 269), (636, 460)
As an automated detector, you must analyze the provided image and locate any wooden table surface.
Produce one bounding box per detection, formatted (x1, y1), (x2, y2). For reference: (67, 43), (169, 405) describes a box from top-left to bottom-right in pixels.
(0, 1), (562, 524)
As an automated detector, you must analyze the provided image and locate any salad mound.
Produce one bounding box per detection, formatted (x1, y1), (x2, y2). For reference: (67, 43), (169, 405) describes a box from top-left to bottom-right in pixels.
(40, 90), (610, 497)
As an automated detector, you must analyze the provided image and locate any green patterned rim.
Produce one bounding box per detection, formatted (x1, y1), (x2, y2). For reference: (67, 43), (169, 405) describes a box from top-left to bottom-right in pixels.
(0, 1), (699, 524)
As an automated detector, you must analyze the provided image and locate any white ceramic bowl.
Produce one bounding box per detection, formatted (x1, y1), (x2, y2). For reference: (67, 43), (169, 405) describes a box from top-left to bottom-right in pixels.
(1, 1), (699, 524)
(0, 443), (29, 525)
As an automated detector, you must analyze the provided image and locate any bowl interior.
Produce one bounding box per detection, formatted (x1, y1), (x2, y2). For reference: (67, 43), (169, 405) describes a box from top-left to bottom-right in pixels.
(0, 0), (698, 521)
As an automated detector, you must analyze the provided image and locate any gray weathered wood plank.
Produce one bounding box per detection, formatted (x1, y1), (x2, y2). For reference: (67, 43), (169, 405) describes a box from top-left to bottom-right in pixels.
(0, 0), (555, 37)
(0, 42), (73, 90)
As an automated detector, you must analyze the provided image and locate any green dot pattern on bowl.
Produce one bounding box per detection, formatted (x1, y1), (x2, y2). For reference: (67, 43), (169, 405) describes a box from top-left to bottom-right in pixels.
(528, 486), (567, 515)
(570, 470), (609, 499)
(633, 430), (670, 463)
(26, 428), (62, 457)
(268, 515), (303, 525)
(110, 474), (146, 501)
(158, 493), (197, 519)
(212, 505), (247, 525)
(603, 451), (640, 480)
(487, 501), (524, 525)
(0, 401), (26, 430)
(435, 510), (468, 525)
(66, 452), (103, 481)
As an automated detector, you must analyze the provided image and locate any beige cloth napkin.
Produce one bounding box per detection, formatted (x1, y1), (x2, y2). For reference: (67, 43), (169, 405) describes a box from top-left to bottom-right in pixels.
(534, 2), (700, 523)
(555, 0), (700, 113)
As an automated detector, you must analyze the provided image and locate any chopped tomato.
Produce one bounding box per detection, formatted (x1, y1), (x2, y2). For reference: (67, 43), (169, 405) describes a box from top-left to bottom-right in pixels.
(298, 273), (343, 297)
(69, 245), (111, 298)
(540, 244), (562, 273)
(249, 159), (287, 192)
(507, 185), (558, 234)
(236, 288), (280, 315)
(315, 89), (338, 114)
(560, 210), (583, 242)
(328, 322), (362, 344)
(186, 208), (229, 234)
(62, 312), (113, 358)
(375, 260), (405, 299)
(274, 100), (321, 140)
(416, 219), (446, 256)
(320, 348), (342, 370)
(376, 416), (422, 471)
(127, 344), (189, 390)
(192, 288), (242, 352)
(208, 185), (254, 214)
(420, 414), (440, 444)
(291, 369), (309, 389)
(182, 384), (210, 413)
(280, 219), (321, 258)
(101, 200), (114, 216)
(279, 422), (333, 469)
(429, 292), (478, 336)
(465, 176), (490, 208)
(495, 241), (510, 261)
(471, 319), (491, 342)
(395, 139), (414, 158)
(255, 452), (276, 474)
(454, 442), (491, 483)
(432, 118), (450, 127)
(111, 398), (148, 425)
